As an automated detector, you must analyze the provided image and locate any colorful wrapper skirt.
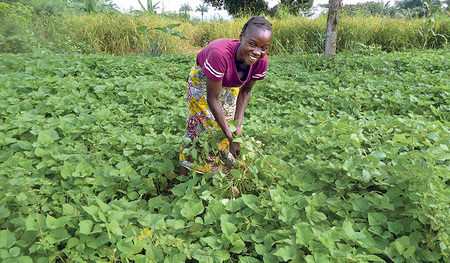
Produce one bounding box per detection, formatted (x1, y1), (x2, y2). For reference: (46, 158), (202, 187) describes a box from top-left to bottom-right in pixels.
(179, 64), (240, 174)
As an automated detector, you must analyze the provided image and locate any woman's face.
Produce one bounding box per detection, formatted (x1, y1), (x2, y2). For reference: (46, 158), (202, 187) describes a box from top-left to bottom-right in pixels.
(236, 27), (272, 66)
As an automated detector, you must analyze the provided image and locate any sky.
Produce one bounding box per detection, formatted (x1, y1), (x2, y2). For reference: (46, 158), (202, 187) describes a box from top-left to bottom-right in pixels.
(112, 0), (372, 19)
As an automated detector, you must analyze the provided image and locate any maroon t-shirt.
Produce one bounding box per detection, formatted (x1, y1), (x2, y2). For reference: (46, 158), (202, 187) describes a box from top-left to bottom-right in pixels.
(196, 39), (268, 87)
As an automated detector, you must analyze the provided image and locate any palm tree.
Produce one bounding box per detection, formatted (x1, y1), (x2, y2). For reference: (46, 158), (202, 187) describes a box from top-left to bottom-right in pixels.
(179, 3), (192, 21)
(196, 4), (209, 21)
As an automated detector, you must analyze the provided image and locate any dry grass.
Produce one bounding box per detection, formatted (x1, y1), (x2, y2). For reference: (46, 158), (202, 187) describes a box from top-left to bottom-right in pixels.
(40, 12), (450, 56)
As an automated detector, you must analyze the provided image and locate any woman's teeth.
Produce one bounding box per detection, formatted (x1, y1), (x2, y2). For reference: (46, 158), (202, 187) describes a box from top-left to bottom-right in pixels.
(249, 54), (258, 61)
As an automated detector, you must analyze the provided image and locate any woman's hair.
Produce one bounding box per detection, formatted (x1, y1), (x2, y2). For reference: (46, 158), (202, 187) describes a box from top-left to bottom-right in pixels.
(241, 16), (272, 36)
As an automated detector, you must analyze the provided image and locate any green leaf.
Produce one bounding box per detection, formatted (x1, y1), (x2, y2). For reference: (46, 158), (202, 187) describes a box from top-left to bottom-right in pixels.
(368, 212), (387, 226)
(61, 161), (75, 179)
(79, 220), (93, 235)
(173, 219), (185, 230)
(313, 253), (330, 263)
(350, 133), (361, 148)
(370, 150), (386, 161)
(255, 243), (269, 255)
(154, 24), (189, 40)
(25, 214), (39, 231)
(403, 246), (416, 258)
(17, 140), (32, 150)
(49, 228), (70, 242)
(0, 229), (16, 248)
(76, 161), (93, 177)
(310, 211), (327, 223)
(229, 239), (245, 253)
(171, 182), (188, 197)
(221, 222), (237, 236)
(82, 205), (99, 221)
(180, 200), (204, 220)
(274, 245), (297, 261)
(36, 129), (58, 146)
(239, 256), (260, 263)
(211, 249), (230, 262)
(16, 256), (33, 263)
(357, 254), (385, 261)
(418, 249), (441, 261)
(62, 204), (76, 216)
(392, 134), (406, 142)
(0, 205), (10, 219)
(387, 221), (405, 235)
(296, 225), (313, 246)
(117, 238), (133, 253)
(139, 214), (166, 230)
(9, 246), (20, 257)
(350, 196), (370, 212)
(279, 205), (299, 224)
(225, 198), (245, 212)
(201, 236), (221, 250)
(66, 238), (79, 249)
(165, 253), (187, 263)
(107, 220), (123, 236)
(46, 215), (71, 230)
(343, 219), (366, 240)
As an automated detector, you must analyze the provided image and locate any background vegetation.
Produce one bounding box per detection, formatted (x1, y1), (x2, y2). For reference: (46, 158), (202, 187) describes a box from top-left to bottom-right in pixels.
(0, 0), (449, 56)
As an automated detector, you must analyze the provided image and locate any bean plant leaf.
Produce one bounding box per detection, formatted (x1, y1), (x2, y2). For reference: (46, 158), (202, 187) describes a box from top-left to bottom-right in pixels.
(0, 230), (16, 248)
(46, 215), (71, 230)
(221, 221), (237, 236)
(296, 225), (313, 246)
(274, 245), (297, 261)
(181, 200), (204, 220)
(0, 205), (10, 220)
(368, 212), (387, 226)
(79, 220), (93, 235)
(239, 256), (260, 263)
(351, 196), (370, 212)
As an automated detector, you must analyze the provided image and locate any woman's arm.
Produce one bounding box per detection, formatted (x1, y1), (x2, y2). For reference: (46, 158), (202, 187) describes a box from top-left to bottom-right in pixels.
(206, 76), (241, 157)
(206, 76), (233, 141)
(234, 80), (256, 136)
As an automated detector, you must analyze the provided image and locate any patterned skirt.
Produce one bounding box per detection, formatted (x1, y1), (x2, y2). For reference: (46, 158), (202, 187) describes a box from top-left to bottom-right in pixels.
(179, 63), (240, 174)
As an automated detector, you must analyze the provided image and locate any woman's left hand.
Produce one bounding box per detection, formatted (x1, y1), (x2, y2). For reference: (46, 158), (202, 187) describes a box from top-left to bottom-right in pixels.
(229, 141), (241, 158)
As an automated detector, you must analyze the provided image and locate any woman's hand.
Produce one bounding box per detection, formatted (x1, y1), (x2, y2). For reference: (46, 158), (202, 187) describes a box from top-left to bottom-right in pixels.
(229, 141), (241, 158)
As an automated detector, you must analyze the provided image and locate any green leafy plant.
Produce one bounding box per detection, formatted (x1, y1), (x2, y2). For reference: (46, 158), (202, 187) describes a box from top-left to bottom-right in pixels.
(0, 50), (448, 262)
(134, 24), (188, 56)
(137, 0), (160, 13)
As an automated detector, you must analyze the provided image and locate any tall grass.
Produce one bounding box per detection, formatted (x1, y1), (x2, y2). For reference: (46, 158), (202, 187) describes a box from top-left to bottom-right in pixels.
(38, 12), (450, 56)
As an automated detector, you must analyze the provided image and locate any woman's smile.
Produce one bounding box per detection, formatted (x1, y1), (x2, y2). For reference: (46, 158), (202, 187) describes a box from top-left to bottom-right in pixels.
(236, 27), (272, 66)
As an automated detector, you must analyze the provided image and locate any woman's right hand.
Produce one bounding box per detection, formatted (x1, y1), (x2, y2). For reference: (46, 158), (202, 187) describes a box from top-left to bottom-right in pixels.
(229, 141), (241, 158)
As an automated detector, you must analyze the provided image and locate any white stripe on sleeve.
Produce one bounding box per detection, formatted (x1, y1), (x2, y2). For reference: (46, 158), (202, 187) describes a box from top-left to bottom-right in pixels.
(253, 71), (266, 78)
(204, 59), (225, 79)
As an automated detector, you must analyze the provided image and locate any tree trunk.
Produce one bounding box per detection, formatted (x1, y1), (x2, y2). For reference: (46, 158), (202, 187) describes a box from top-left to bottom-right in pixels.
(324, 0), (342, 59)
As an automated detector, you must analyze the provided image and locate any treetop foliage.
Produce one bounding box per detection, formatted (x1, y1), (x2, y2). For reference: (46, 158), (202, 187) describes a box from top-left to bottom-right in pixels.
(202, 0), (314, 17)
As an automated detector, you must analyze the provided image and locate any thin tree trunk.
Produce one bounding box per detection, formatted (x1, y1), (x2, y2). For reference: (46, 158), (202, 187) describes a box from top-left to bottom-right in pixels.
(324, 0), (342, 59)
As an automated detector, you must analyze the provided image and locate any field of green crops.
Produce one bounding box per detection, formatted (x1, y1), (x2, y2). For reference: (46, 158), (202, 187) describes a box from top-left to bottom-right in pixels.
(0, 49), (449, 262)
